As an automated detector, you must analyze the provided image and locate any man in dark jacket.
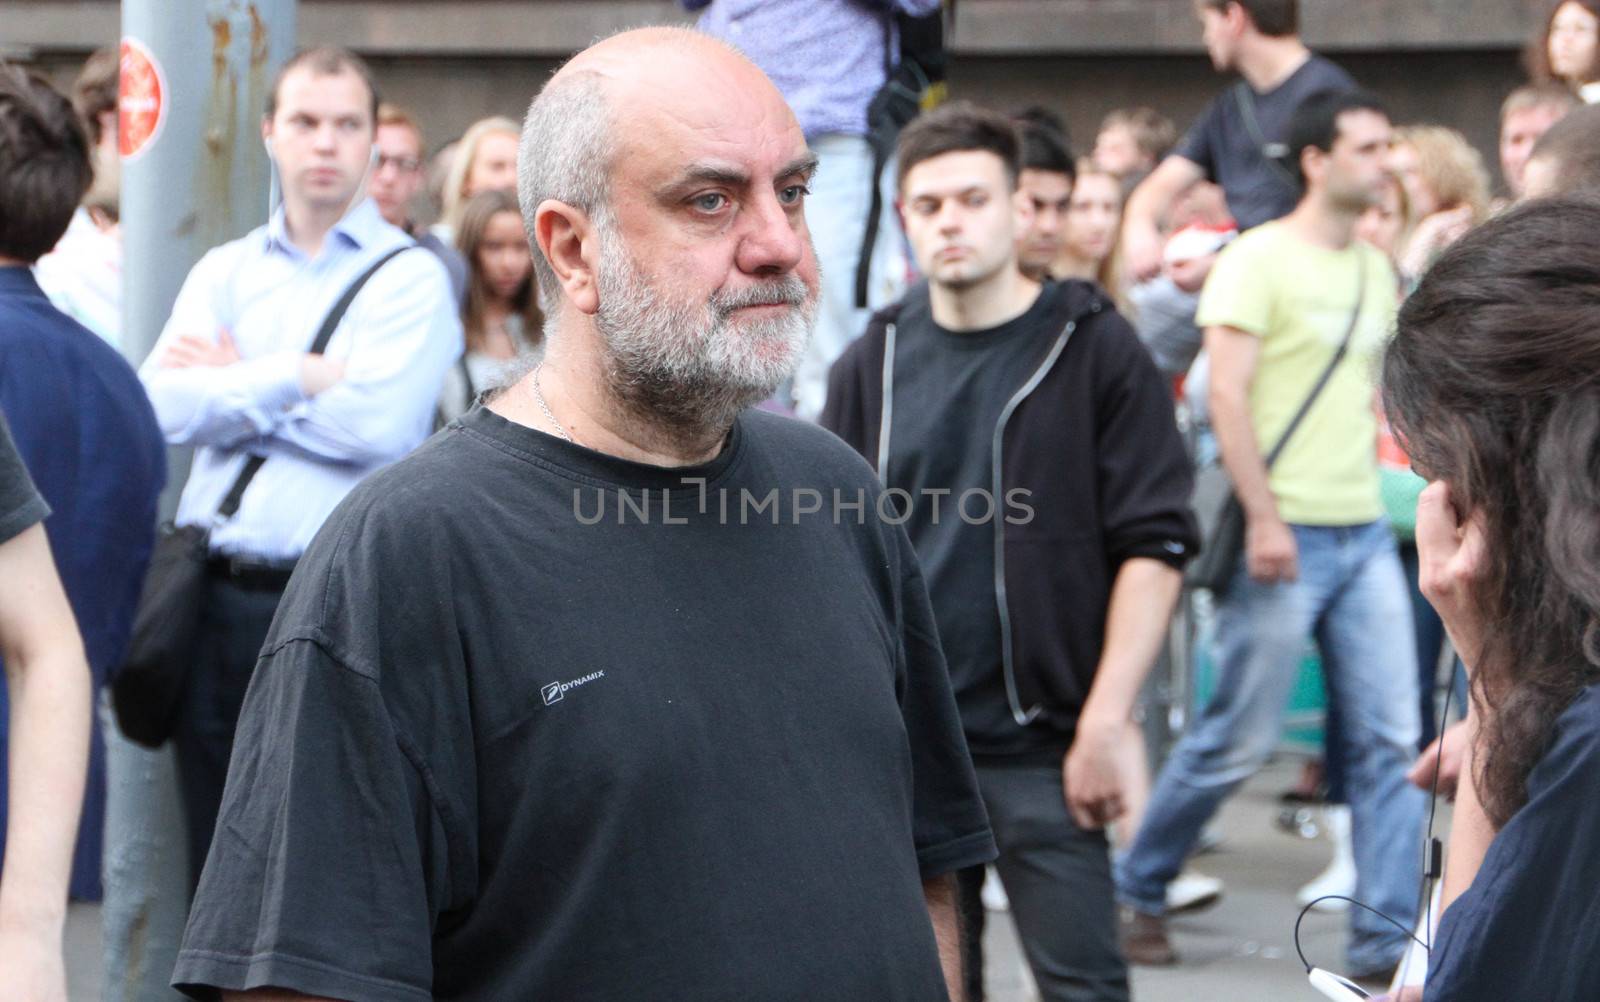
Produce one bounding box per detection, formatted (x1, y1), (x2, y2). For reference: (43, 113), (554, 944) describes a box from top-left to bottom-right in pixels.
(821, 101), (1198, 1002)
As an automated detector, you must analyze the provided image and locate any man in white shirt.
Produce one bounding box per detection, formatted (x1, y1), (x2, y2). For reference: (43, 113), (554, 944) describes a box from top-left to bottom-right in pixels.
(33, 47), (122, 347)
(138, 45), (460, 884)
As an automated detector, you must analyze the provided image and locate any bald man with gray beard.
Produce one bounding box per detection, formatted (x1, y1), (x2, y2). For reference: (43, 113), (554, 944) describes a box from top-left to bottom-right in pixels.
(171, 28), (993, 1002)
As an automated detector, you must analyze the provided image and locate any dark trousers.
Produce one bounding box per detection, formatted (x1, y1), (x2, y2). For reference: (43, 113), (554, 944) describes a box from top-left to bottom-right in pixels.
(172, 574), (285, 888)
(957, 759), (1130, 1002)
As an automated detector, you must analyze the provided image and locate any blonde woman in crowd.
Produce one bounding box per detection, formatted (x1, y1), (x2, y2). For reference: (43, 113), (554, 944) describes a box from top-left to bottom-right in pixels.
(1387, 126), (1491, 285)
(1054, 159), (1130, 310)
(1356, 173), (1417, 282)
(433, 115), (521, 241)
(439, 190), (543, 422)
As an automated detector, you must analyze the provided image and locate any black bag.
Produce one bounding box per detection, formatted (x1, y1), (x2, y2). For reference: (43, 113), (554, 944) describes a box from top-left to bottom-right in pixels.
(1185, 260), (1367, 594)
(854, 1), (951, 309)
(112, 246), (410, 748)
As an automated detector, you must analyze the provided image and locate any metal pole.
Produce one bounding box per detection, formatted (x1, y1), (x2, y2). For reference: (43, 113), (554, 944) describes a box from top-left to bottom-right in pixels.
(105, 4), (294, 999)
(122, 0), (295, 369)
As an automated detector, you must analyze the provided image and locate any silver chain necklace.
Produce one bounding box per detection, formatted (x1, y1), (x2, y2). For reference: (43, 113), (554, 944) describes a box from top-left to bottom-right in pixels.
(531, 362), (574, 444)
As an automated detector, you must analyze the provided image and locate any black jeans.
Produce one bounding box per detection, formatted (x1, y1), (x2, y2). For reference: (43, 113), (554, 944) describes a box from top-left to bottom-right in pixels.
(957, 759), (1129, 1002)
(172, 574), (286, 888)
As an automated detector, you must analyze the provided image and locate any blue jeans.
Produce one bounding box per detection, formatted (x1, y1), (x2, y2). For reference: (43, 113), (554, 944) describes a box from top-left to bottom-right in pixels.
(1116, 522), (1425, 973)
(1326, 540), (1464, 803)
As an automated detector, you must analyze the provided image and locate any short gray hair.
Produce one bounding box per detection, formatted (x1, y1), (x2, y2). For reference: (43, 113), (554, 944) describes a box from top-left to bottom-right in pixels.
(517, 71), (616, 302)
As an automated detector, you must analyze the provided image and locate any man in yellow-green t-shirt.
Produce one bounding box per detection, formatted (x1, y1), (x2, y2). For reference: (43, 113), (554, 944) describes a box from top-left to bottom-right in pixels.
(1115, 90), (1425, 985)
(1198, 219), (1394, 526)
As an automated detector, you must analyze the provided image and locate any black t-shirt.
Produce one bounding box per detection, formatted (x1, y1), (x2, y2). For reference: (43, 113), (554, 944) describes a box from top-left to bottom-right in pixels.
(1425, 683), (1600, 1000)
(0, 410), (48, 544)
(173, 405), (995, 1002)
(1173, 54), (1357, 230)
(886, 282), (1071, 756)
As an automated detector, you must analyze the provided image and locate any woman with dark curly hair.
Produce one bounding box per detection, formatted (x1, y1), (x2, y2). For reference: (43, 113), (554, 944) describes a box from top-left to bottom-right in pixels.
(1376, 197), (1600, 1000)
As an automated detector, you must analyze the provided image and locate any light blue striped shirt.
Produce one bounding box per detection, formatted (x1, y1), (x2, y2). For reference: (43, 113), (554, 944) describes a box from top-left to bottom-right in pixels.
(140, 198), (462, 561)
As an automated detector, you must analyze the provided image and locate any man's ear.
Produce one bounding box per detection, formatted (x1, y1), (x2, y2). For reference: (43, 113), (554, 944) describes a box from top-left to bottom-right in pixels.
(1226, 0), (1250, 34)
(1014, 183), (1037, 214)
(1299, 145), (1321, 188)
(1012, 190), (1034, 238)
(535, 200), (600, 315)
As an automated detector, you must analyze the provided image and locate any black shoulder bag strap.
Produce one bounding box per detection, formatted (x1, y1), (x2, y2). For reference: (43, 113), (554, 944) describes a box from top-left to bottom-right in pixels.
(1232, 81), (1301, 199)
(1262, 256), (1367, 470)
(211, 245), (413, 521)
(854, 0), (950, 309)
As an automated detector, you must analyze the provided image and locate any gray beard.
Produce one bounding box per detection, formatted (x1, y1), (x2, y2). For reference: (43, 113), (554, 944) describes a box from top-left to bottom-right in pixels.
(593, 232), (815, 448)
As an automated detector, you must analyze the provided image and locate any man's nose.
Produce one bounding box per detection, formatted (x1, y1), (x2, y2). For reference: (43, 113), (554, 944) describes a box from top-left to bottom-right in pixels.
(735, 193), (805, 275)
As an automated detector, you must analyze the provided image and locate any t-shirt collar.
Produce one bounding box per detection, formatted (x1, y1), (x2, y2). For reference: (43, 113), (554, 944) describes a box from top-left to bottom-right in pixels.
(929, 279), (1062, 345)
(459, 403), (747, 493)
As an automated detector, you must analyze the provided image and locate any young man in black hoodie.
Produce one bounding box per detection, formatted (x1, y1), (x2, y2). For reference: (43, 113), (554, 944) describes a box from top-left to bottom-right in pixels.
(821, 102), (1199, 1002)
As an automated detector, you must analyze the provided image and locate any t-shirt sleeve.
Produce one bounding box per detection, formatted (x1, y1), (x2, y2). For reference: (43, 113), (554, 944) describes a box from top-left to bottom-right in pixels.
(891, 525), (998, 879)
(1172, 97), (1222, 178)
(1194, 233), (1273, 337)
(173, 637), (451, 1002)
(1091, 317), (1201, 569)
(0, 410), (49, 544)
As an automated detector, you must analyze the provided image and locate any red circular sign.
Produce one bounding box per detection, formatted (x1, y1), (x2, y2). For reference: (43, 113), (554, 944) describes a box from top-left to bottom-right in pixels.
(118, 38), (166, 160)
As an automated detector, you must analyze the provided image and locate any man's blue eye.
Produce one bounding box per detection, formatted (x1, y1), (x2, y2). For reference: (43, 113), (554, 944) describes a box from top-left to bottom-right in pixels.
(779, 184), (810, 205)
(694, 193), (728, 212)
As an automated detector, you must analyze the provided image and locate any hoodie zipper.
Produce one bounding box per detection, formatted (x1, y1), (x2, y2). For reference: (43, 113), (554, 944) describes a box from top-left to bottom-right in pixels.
(875, 322), (898, 475)
(876, 311), (1083, 728)
(991, 318), (1077, 725)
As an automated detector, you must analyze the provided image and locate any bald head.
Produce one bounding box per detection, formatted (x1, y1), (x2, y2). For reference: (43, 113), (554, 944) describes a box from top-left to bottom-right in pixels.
(550, 25), (757, 93)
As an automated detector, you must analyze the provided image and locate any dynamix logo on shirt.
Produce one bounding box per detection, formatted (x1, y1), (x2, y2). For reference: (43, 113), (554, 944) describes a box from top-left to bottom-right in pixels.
(542, 670), (606, 706)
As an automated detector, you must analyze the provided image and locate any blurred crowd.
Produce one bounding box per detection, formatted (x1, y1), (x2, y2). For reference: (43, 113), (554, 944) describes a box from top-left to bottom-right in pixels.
(5, 2), (1600, 1001)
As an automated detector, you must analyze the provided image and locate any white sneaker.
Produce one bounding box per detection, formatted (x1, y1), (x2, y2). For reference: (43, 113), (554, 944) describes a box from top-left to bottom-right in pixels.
(1297, 805), (1356, 912)
(1166, 870), (1224, 913)
(981, 865), (1010, 912)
